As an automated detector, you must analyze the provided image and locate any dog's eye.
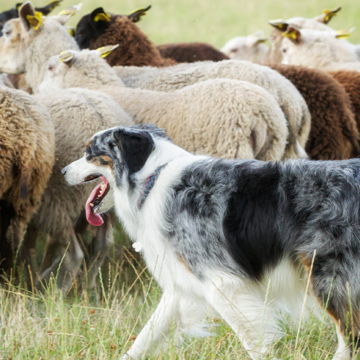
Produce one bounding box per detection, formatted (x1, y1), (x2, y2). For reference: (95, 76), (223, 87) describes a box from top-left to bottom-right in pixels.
(4, 29), (11, 36)
(47, 64), (54, 71)
(85, 152), (91, 160)
(282, 48), (287, 53)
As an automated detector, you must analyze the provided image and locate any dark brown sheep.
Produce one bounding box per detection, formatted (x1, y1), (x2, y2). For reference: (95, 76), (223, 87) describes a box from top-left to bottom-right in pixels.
(0, 87), (54, 275)
(330, 71), (360, 139)
(157, 42), (229, 63)
(270, 64), (360, 160)
(75, 7), (176, 67)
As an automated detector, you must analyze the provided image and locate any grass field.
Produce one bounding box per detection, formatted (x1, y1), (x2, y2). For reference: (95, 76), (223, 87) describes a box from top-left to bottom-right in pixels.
(1, 0), (360, 46)
(1, 0), (360, 358)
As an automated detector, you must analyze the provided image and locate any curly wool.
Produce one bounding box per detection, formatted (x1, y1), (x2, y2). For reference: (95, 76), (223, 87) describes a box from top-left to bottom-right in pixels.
(270, 64), (360, 160)
(88, 15), (176, 67)
(116, 60), (311, 159)
(330, 70), (360, 138)
(0, 87), (55, 271)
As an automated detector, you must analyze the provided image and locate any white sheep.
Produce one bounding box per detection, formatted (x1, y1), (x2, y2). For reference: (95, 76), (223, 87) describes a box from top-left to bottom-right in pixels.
(115, 60), (311, 159)
(0, 2), (80, 92)
(280, 27), (360, 72)
(221, 31), (269, 63)
(40, 48), (289, 162)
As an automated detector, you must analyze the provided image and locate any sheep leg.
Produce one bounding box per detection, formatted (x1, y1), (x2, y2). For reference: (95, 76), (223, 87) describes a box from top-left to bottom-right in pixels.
(40, 227), (84, 291)
(88, 216), (113, 288)
(39, 234), (59, 274)
(18, 222), (39, 281)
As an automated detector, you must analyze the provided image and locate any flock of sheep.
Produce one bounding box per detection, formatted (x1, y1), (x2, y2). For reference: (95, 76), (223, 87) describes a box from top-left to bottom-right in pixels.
(0, 1), (360, 290)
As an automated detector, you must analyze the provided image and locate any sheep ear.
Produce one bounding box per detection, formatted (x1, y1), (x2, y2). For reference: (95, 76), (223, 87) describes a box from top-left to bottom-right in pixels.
(282, 26), (301, 44)
(113, 127), (154, 175)
(268, 19), (289, 32)
(254, 37), (268, 45)
(53, 3), (82, 25)
(96, 44), (119, 58)
(128, 5), (151, 23)
(59, 51), (75, 66)
(19, 2), (42, 31)
(91, 7), (111, 24)
(36, 0), (63, 16)
(335, 27), (355, 39)
(317, 6), (341, 24)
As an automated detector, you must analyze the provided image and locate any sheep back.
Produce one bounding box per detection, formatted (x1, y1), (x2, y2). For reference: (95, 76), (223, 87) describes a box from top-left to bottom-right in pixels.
(157, 43), (229, 63)
(270, 64), (360, 159)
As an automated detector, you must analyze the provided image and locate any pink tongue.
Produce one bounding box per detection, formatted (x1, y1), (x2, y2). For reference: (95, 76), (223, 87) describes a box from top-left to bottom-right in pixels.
(85, 182), (104, 226)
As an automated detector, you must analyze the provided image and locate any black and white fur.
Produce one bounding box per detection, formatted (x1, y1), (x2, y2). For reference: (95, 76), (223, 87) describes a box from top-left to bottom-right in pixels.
(63, 124), (360, 360)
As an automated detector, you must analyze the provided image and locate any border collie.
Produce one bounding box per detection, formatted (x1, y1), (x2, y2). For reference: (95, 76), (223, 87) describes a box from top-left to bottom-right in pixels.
(62, 124), (360, 360)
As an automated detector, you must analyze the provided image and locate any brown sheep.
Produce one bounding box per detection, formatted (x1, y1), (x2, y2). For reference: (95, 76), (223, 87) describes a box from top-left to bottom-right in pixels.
(0, 87), (54, 274)
(157, 42), (229, 63)
(270, 64), (360, 159)
(329, 71), (360, 138)
(75, 7), (176, 67)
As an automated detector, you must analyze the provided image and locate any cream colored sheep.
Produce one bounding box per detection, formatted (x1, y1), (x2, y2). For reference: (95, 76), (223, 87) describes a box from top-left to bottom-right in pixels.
(40, 49), (289, 162)
(221, 31), (269, 63)
(32, 88), (133, 289)
(115, 60), (310, 159)
(0, 2), (79, 92)
(280, 27), (360, 72)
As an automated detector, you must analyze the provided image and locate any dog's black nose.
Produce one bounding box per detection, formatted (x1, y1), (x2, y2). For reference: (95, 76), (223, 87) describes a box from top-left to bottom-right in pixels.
(61, 166), (69, 176)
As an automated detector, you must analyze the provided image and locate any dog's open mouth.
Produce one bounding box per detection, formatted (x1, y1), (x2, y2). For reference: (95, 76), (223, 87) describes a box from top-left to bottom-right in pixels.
(85, 175), (110, 226)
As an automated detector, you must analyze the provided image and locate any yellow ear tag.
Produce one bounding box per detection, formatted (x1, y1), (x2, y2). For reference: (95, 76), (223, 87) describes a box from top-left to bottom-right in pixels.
(94, 12), (111, 22)
(335, 28), (355, 39)
(67, 27), (75, 37)
(129, 8), (148, 22)
(96, 45), (119, 58)
(26, 11), (43, 31)
(282, 30), (298, 40)
(59, 51), (74, 63)
(323, 7), (341, 23)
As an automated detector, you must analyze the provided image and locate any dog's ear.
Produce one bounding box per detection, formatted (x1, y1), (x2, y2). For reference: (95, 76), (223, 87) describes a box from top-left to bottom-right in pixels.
(113, 128), (154, 174)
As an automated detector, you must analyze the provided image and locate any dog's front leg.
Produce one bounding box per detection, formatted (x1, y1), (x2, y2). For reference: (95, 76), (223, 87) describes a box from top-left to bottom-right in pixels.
(123, 291), (180, 359)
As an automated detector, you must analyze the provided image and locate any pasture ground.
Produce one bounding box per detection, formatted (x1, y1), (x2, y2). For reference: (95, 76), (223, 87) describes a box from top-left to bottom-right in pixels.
(1, 0), (360, 358)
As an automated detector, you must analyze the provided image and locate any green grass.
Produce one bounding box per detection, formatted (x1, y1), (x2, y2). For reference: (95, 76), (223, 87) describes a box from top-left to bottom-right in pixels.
(0, 250), (345, 360)
(1, 0), (360, 358)
(1, 0), (360, 46)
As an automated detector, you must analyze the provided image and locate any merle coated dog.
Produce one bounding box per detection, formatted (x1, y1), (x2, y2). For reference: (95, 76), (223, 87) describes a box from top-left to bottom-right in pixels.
(62, 124), (360, 360)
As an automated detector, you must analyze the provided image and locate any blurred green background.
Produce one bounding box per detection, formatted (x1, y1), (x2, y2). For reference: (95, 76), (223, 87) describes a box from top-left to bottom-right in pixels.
(1, 0), (360, 47)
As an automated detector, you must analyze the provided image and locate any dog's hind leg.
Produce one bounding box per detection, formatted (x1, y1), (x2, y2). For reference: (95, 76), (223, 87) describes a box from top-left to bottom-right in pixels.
(124, 292), (181, 359)
(206, 277), (281, 360)
(299, 250), (360, 360)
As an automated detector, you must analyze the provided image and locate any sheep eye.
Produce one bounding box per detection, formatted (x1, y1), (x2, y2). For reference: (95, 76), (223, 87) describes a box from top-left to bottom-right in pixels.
(282, 48), (287, 53)
(47, 64), (54, 71)
(230, 48), (238, 53)
(4, 29), (11, 36)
